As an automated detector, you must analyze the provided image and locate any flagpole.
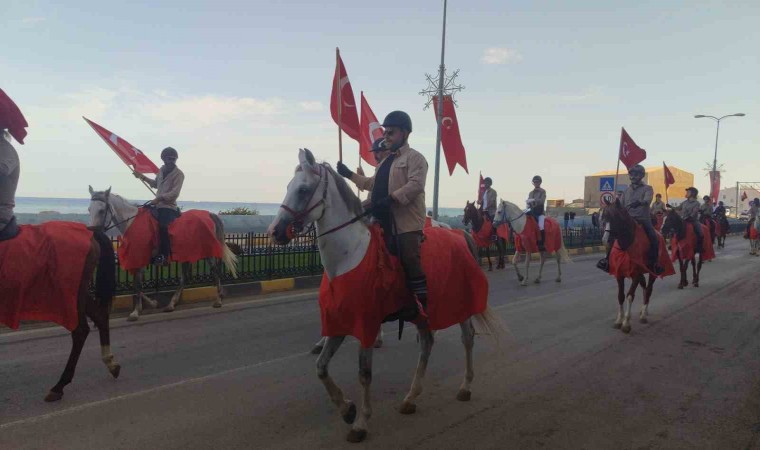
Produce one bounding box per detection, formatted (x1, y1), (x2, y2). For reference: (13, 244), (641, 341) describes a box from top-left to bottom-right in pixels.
(432, 0), (448, 220)
(336, 48), (343, 163)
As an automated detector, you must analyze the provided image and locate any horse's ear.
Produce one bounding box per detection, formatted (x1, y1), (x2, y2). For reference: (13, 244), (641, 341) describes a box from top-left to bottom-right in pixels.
(88, 185), (94, 196)
(298, 148), (314, 172)
(105, 186), (111, 197)
(303, 148), (316, 166)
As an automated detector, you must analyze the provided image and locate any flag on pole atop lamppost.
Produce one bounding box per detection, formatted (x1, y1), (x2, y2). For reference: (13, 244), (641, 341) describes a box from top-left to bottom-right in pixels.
(709, 170), (721, 204)
(330, 49), (361, 157)
(83, 117), (159, 175)
(358, 92), (382, 168)
(432, 95), (469, 175)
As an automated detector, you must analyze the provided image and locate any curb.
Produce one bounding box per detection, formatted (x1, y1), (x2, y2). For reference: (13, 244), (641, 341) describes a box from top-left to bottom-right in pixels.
(111, 274), (323, 313)
(479, 245), (605, 265)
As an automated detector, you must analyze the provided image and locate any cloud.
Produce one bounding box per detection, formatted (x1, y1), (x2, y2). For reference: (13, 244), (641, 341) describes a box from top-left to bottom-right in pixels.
(299, 101), (324, 112)
(481, 47), (523, 65)
(20, 17), (46, 25)
(143, 95), (284, 127)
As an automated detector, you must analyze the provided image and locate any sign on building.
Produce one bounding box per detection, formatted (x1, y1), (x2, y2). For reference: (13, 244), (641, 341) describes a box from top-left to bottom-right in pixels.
(599, 177), (615, 192)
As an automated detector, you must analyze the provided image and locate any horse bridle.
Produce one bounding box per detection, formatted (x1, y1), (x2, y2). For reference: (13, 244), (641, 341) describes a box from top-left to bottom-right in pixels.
(90, 195), (143, 232)
(278, 164), (329, 238)
(495, 201), (527, 229)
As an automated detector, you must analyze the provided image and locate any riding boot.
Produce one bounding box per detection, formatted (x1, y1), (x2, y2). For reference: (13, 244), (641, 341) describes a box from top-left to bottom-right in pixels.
(597, 246), (613, 272)
(157, 224), (171, 264)
(0, 216), (19, 241)
(538, 229), (546, 251)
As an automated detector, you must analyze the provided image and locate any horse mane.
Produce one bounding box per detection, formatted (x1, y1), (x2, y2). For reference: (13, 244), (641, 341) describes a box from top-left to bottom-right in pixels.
(321, 163), (366, 219)
(664, 209), (686, 241)
(605, 201), (637, 250)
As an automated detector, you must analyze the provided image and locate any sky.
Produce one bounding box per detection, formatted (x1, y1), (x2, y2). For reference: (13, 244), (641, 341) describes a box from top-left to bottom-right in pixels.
(2, 0), (759, 208)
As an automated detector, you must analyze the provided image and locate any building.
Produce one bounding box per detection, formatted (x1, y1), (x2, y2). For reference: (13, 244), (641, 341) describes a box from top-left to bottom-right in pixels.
(716, 186), (760, 216)
(584, 166), (694, 209)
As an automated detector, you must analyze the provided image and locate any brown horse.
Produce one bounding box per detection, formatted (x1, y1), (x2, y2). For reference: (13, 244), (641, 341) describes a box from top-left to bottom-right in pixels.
(1, 228), (118, 401)
(714, 215), (729, 249)
(602, 201), (674, 333)
(463, 201), (506, 270)
(661, 209), (715, 289)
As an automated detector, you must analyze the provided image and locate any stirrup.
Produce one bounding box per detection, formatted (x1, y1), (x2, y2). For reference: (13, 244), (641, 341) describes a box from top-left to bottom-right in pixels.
(596, 258), (610, 272)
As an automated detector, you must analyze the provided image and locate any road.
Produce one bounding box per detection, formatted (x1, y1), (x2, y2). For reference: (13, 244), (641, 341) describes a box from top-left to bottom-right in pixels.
(1, 237), (759, 449)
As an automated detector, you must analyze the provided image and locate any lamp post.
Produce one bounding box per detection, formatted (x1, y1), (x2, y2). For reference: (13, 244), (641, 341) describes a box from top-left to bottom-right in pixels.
(694, 113), (745, 201)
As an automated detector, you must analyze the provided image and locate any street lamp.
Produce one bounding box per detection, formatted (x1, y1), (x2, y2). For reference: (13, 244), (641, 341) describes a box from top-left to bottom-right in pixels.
(694, 113), (745, 202)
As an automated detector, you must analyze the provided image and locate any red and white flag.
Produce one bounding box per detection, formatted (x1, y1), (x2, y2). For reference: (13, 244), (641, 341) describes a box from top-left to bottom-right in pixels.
(741, 191), (748, 201)
(477, 172), (486, 204)
(433, 95), (469, 175)
(358, 92), (382, 167)
(709, 171), (721, 204)
(330, 51), (360, 141)
(663, 162), (675, 189)
(619, 127), (647, 169)
(83, 117), (159, 174)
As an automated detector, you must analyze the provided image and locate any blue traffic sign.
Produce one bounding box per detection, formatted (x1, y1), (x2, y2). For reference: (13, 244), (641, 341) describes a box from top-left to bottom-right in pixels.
(599, 177), (614, 192)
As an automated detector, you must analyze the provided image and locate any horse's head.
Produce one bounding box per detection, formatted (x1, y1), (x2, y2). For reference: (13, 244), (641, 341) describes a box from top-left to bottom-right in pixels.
(87, 185), (112, 231)
(661, 208), (682, 239)
(463, 201), (478, 226)
(493, 199), (508, 227)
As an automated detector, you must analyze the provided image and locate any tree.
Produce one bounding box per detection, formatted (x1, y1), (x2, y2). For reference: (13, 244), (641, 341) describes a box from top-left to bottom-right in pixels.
(218, 206), (259, 216)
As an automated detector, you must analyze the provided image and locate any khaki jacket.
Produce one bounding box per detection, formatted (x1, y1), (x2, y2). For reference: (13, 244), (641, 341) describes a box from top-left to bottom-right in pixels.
(0, 138), (19, 224)
(480, 187), (497, 217)
(621, 183), (653, 221)
(350, 144), (428, 234)
(147, 166), (185, 210)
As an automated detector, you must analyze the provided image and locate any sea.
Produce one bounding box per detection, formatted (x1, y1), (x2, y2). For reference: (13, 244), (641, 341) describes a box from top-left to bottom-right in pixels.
(15, 197), (467, 217)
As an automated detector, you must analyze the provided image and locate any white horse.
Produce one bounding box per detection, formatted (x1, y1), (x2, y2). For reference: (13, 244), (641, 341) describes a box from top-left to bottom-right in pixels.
(751, 217), (760, 256)
(88, 186), (238, 321)
(493, 199), (570, 286)
(270, 149), (502, 443)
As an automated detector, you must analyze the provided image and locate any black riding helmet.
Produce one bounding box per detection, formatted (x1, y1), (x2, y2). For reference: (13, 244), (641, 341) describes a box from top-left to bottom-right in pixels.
(686, 187), (698, 196)
(161, 147), (178, 160)
(532, 175), (542, 183)
(382, 111), (412, 133)
(484, 177), (492, 186)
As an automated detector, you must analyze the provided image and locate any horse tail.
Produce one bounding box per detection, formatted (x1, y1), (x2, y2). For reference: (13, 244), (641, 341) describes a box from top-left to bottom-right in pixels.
(209, 213), (239, 279)
(463, 231), (479, 260)
(557, 237), (572, 263)
(463, 231), (510, 343)
(92, 230), (116, 306)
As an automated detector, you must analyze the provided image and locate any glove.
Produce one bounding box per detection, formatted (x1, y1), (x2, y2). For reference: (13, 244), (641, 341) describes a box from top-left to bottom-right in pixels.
(336, 161), (353, 179)
(373, 196), (394, 210)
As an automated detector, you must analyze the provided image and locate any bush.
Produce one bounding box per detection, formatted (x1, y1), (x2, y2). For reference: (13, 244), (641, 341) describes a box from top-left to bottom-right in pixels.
(219, 206), (259, 216)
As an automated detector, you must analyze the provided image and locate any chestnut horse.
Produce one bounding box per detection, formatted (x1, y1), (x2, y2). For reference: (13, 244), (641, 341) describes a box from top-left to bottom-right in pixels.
(661, 209), (714, 289)
(463, 201), (506, 270)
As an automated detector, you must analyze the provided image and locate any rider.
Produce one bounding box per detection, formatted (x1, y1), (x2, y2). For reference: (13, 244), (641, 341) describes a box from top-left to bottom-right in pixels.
(478, 177), (497, 221)
(0, 89), (28, 241)
(336, 111), (430, 320)
(526, 175), (547, 249)
(670, 187), (704, 254)
(748, 198), (760, 237)
(713, 201), (727, 219)
(134, 147), (185, 264)
(622, 164), (663, 274)
(700, 195), (715, 238)
(651, 193), (666, 217)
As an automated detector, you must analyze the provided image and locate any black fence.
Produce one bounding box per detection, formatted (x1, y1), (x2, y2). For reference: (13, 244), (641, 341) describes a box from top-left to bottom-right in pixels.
(109, 222), (749, 294)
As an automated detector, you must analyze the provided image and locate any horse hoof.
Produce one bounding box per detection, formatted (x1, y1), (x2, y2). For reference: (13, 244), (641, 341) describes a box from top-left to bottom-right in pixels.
(110, 363), (121, 379)
(163, 305), (175, 313)
(399, 402), (417, 415)
(346, 429), (367, 443)
(677, 285), (684, 290)
(310, 344), (324, 355)
(622, 325), (631, 334)
(127, 314), (138, 322)
(639, 318), (648, 324)
(456, 389), (471, 402)
(520, 282), (528, 287)
(44, 391), (63, 402)
(373, 339), (383, 349)
(144, 299), (158, 309)
(555, 277), (561, 283)
(693, 283), (699, 288)
(534, 278), (541, 284)
(517, 275), (524, 282)
(342, 402), (357, 424)
(613, 323), (622, 329)
(212, 301), (222, 308)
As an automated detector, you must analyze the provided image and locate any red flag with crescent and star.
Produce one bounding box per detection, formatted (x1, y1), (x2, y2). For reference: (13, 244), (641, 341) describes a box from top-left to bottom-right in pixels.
(477, 172), (486, 204)
(83, 117), (159, 175)
(741, 191), (748, 201)
(330, 53), (360, 141)
(358, 92), (382, 167)
(663, 162), (675, 189)
(619, 127), (647, 169)
(709, 171), (720, 204)
(433, 95), (469, 175)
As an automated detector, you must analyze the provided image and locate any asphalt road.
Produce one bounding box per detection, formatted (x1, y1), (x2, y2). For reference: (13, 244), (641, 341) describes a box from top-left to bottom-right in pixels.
(1, 237), (759, 449)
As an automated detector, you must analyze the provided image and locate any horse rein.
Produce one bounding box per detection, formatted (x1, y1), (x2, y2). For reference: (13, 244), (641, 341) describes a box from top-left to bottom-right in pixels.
(91, 196), (146, 232)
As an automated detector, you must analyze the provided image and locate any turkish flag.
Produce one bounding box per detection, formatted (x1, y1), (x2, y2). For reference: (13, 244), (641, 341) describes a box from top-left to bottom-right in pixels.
(709, 171), (721, 203)
(358, 92), (382, 167)
(330, 52), (360, 141)
(477, 172), (486, 203)
(83, 117), (159, 174)
(741, 191), (748, 201)
(433, 95), (469, 175)
(619, 127), (646, 169)
(663, 162), (675, 189)
(0, 88), (28, 144)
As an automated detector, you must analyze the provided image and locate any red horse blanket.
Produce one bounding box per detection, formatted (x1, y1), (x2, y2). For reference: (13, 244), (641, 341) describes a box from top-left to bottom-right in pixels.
(118, 209), (222, 272)
(319, 226), (489, 348)
(609, 225), (675, 279)
(670, 223), (715, 262)
(0, 222), (93, 331)
(512, 216), (562, 254)
(654, 213), (664, 231)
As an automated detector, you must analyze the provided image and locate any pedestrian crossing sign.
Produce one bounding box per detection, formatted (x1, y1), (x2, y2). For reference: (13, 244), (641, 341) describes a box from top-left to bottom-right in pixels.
(600, 177), (614, 192)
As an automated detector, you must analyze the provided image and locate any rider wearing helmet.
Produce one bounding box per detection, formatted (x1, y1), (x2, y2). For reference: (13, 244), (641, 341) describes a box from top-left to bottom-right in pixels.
(477, 177), (497, 220)
(134, 147), (185, 264)
(700, 195), (715, 238)
(526, 175), (547, 249)
(713, 201), (727, 219)
(336, 111), (430, 321)
(622, 164), (663, 274)
(0, 89), (28, 241)
(670, 187), (704, 254)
